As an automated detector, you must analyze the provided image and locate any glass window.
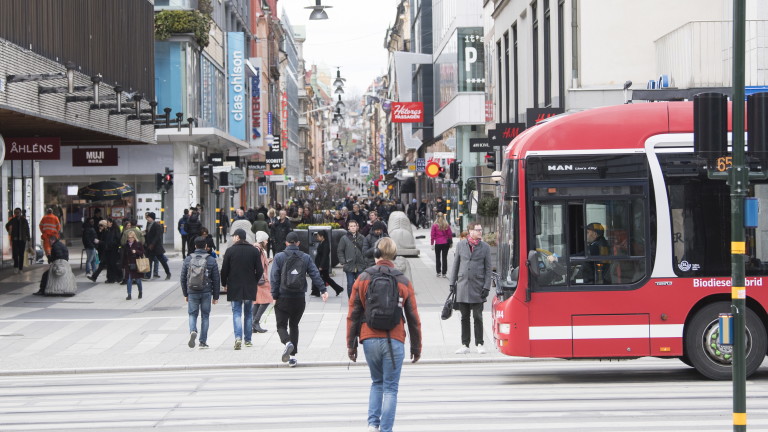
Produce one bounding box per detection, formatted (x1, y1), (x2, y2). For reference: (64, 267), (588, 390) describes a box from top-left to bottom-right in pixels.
(661, 154), (768, 276)
(530, 183), (648, 289)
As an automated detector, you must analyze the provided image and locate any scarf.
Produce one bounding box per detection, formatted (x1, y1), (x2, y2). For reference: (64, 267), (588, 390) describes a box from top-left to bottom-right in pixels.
(467, 236), (480, 251)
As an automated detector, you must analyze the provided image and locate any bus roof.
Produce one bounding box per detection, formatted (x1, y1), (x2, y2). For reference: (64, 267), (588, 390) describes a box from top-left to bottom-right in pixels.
(504, 101), (737, 159)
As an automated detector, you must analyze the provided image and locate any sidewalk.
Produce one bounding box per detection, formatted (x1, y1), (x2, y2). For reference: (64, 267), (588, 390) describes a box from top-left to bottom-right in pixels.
(0, 228), (525, 375)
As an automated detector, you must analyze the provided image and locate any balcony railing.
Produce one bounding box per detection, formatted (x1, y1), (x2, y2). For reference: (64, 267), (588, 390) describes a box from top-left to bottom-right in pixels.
(655, 20), (768, 88)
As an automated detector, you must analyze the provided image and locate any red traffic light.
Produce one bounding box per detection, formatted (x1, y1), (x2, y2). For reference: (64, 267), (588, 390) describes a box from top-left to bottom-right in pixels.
(164, 174), (172, 182)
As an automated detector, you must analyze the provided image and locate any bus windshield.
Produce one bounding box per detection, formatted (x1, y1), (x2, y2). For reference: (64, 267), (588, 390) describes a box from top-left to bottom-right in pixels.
(498, 160), (520, 290)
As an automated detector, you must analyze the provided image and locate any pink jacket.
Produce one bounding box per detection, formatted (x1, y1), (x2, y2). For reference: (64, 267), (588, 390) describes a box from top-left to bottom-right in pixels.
(431, 224), (453, 245)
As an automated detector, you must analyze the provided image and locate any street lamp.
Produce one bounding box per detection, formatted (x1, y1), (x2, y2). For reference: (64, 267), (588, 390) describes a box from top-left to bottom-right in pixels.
(306, 0), (331, 20)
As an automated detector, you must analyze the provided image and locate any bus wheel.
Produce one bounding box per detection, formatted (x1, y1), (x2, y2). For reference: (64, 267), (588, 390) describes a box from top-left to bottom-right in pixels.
(685, 302), (767, 380)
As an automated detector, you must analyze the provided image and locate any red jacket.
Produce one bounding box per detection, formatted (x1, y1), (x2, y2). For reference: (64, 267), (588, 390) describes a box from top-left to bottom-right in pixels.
(346, 260), (422, 356)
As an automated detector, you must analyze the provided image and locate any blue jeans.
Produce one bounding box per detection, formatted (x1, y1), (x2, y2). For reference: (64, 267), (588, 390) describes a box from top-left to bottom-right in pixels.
(126, 274), (143, 296)
(363, 338), (405, 432)
(345, 270), (362, 298)
(85, 248), (98, 274)
(230, 300), (253, 342)
(188, 291), (212, 344)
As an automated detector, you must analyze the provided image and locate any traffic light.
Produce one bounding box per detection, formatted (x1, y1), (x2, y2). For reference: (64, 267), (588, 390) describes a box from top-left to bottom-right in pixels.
(219, 171), (229, 186)
(201, 165), (213, 185)
(155, 173), (163, 191)
(449, 161), (460, 181)
(485, 151), (497, 170)
(162, 167), (173, 191)
(438, 166), (445, 179)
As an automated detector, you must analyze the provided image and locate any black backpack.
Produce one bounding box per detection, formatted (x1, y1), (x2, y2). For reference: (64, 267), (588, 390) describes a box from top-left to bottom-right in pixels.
(364, 268), (403, 331)
(187, 254), (208, 292)
(280, 251), (308, 293)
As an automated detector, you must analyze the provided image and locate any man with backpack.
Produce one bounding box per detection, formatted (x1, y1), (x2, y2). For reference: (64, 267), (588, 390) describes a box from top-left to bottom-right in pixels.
(221, 229), (264, 350)
(346, 237), (422, 432)
(180, 236), (221, 349)
(270, 231), (328, 367)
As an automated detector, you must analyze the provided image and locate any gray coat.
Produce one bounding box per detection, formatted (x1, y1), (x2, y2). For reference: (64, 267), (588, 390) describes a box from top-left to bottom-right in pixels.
(449, 239), (492, 303)
(336, 232), (367, 273)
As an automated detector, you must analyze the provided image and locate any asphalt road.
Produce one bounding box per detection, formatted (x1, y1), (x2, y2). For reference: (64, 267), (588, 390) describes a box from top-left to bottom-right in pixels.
(2, 359), (768, 431)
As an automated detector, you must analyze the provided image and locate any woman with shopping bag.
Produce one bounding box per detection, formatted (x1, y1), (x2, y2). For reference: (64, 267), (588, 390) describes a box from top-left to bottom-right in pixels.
(122, 231), (146, 300)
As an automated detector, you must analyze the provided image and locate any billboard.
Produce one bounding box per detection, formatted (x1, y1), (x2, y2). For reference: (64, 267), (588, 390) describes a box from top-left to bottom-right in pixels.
(227, 32), (246, 141)
(391, 102), (424, 123)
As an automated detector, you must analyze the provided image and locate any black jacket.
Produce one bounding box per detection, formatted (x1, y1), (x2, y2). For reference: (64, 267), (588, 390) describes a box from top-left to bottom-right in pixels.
(50, 239), (69, 261)
(82, 224), (98, 249)
(271, 218), (293, 246)
(5, 216), (30, 242)
(185, 214), (202, 236)
(145, 221), (166, 255)
(315, 238), (331, 270)
(220, 240), (263, 302)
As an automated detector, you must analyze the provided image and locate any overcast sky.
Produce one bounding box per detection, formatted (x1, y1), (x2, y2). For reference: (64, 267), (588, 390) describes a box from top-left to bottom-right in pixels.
(279, 0), (400, 97)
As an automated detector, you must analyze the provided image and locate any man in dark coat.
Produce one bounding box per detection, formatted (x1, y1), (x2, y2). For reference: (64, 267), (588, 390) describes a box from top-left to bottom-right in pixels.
(271, 209), (293, 254)
(220, 228), (264, 350)
(144, 212), (171, 280)
(270, 232), (327, 367)
(313, 230), (343, 297)
(363, 221), (388, 268)
(5, 207), (30, 273)
(184, 210), (203, 255)
(178, 209), (189, 258)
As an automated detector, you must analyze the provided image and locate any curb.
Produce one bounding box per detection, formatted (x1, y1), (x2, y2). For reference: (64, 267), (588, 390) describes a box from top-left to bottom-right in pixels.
(0, 356), (550, 377)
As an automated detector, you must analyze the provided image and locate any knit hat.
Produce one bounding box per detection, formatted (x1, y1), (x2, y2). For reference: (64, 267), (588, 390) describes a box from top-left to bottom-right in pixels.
(233, 228), (248, 240)
(372, 221), (386, 232)
(286, 232), (299, 243)
(255, 231), (269, 244)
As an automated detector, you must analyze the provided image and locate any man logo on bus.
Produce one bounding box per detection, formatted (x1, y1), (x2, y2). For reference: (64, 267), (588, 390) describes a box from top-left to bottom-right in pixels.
(678, 260), (692, 272)
(548, 165), (573, 171)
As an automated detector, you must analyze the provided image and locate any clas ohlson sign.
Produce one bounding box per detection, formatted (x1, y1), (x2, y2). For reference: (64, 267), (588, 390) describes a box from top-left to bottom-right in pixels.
(227, 32), (246, 141)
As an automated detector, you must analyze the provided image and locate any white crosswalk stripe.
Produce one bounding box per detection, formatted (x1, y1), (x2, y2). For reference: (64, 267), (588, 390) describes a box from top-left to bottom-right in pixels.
(1, 361), (767, 431)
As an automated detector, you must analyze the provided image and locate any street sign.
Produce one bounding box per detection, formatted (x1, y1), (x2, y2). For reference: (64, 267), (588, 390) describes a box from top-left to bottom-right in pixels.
(469, 138), (492, 152)
(258, 185), (267, 195)
(416, 158), (426, 172)
(360, 164), (370, 175)
(228, 167), (246, 187)
(425, 161), (441, 178)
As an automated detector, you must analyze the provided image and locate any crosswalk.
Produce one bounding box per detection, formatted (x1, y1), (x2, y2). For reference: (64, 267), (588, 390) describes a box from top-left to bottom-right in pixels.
(1, 361), (768, 431)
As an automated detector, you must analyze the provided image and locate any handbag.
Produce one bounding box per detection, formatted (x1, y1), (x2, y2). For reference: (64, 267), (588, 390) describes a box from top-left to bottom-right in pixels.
(135, 256), (150, 273)
(441, 291), (456, 320)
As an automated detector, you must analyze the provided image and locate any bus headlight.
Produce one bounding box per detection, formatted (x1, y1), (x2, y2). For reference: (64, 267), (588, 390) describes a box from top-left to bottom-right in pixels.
(498, 323), (511, 334)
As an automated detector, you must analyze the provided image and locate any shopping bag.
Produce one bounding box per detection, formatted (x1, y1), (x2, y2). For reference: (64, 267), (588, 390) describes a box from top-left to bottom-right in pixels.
(136, 257), (150, 273)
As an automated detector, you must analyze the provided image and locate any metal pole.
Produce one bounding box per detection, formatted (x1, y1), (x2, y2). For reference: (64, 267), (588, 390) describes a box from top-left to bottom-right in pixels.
(731, 0), (747, 430)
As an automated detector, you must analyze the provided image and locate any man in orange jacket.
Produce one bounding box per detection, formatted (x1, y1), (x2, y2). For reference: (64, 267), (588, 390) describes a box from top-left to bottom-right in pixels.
(39, 208), (62, 260)
(346, 237), (421, 432)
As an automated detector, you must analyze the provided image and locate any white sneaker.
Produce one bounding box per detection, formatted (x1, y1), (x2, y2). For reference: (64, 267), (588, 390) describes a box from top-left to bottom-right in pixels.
(288, 356), (298, 367)
(455, 345), (470, 354)
(476, 344), (486, 354)
(367, 426), (380, 432)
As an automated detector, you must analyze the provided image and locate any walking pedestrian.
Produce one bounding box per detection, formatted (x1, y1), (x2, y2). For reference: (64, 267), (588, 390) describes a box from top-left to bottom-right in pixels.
(39, 208), (61, 261)
(252, 231), (274, 333)
(89, 219), (121, 283)
(6, 207), (31, 273)
(184, 209), (202, 255)
(144, 213), (171, 280)
(271, 210), (293, 254)
(121, 231), (145, 300)
(313, 230), (343, 296)
(430, 212), (453, 278)
(178, 209), (189, 258)
(346, 237), (422, 432)
(81, 217), (98, 277)
(449, 223), (493, 354)
(363, 221), (388, 268)
(181, 236), (221, 349)
(220, 229), (263, 350)
(270, 232), (328, 367)
(337, 220), (367, 298)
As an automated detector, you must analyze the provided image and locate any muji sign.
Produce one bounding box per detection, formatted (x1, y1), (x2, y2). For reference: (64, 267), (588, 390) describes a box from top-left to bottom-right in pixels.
(72, 148), (118, 166)
(391, 102), (424, 123)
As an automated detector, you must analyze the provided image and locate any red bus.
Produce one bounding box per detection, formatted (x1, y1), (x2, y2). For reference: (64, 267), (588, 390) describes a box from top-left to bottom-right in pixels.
(490, 101), (768, 379)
